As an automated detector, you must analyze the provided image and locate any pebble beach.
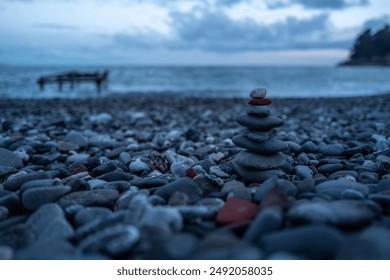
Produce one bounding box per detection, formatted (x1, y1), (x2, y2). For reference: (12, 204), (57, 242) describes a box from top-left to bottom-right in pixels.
(1, 92), (390, 260)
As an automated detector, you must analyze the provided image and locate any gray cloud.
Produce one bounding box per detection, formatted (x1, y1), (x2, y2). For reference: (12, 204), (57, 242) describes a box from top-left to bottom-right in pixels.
(362, 15), (390, 31)
(114, 9), (350, 52)
(268, 0), (369, 10)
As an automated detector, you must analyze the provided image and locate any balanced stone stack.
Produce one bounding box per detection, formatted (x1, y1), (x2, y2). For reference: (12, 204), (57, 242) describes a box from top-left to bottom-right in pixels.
(232, 88), (289, 183)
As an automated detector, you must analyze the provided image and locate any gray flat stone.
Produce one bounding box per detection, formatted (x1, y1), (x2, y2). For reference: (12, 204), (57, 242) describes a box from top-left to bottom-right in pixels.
(246, 105), (270, 116)
(233, 150), (286, 170)
(232, 161), (285, 183)
(155, 177), (202, 201)
(22, 185), (72, 211)
(0, 148), (23, 169)
(233, 135), (288, 154)
(315, 179), (370, 199)
(261, 225), (344, 259)
(288, 200), (376, 228)
(27, 203), (74, 241)
(3, 171), (52, 191)
(243, 129), (276, 142)
(58, 189), (119, 208)
(237, 115), (284, 131)
(249, 87), (267, 98)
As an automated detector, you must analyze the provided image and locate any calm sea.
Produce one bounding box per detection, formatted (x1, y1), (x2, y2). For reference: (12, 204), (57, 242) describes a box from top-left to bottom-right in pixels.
(0, 65), (389, 99)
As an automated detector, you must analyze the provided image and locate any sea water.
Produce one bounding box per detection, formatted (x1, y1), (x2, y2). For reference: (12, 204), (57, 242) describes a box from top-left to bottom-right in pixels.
(0, 65), (389, 99)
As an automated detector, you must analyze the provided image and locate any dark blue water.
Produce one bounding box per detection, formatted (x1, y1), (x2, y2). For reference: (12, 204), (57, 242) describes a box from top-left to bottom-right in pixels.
(0, 65), (389, 98)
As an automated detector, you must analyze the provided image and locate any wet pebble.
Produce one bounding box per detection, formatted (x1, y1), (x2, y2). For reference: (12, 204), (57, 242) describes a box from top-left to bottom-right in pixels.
(155, 178), (202, 201)
(0, 148), (24, 169)
(261, 225), (344, 259)
(315, 179), (369, 199)
(58, 189), (119, 208)
(22, 185), (72, 211)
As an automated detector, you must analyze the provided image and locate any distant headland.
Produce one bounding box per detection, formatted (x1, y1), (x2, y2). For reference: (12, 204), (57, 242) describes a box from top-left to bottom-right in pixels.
(339, 24), (390, 67)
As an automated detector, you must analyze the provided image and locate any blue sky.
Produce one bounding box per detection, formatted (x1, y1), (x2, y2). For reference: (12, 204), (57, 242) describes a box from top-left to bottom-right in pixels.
(0, 0), (389, 65)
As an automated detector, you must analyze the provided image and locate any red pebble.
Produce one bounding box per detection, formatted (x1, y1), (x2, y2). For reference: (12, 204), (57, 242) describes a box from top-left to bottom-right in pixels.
(248, 98), (272, 106)
(260, 188), (288, 209)
(216, 198), (258, 224)
(185, 168), (197, 179)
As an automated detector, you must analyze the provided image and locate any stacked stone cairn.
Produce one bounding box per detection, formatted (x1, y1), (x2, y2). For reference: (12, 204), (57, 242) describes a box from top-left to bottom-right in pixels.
(232, 87), (289, 183)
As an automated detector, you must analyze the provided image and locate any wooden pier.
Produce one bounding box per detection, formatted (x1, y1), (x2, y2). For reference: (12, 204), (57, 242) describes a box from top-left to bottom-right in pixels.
(37, 70), (109, 94)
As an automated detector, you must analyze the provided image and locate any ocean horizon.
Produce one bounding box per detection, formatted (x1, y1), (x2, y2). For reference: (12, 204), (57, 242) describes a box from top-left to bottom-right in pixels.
(1, 65), (390, 99)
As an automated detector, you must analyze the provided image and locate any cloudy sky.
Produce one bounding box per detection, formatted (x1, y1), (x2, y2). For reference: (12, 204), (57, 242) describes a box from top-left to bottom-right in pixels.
(0, 0), (389, 65)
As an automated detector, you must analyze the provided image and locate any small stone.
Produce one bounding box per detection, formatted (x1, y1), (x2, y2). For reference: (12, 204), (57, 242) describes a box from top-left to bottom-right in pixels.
(0, 246), (13, 260)
(244, 207), (283, 244)
(195, 232), (261, 259)
(153, 233), (198, 259)
(65, 131), (87, 148)
(233, 136), (288, 154)
(215, 198), (258, 224)
(155, 177), (202, 201)
(243, 129), (276, 142)
(221, 180), (246, 193)
(209, 166), (230, 179)
(0, 223), (36, 250)
(318, 143), (347, 156)
(185, 167), (197, 179)
(0, 148), (23, 169)
(358, 171), (379, 184)
(89, 112), (112, 124)
(260, 188), (289, 209)
(22, 185), (72, 211)
(171, 161), (189, 177)
(119, 152), (132, 166)
(78, 224), (140, 257)
(27, 203), (73, 239)
(249, 87), (267, 98)
(0, 166), (18, 179)
(337, 226), (390, 259)
(175, 205), (213, 220)
(276, 179), (298, 197)
(58, 189), (119, 208)
(168, 191), (191, 206)
(300, 141), (318, 153)
(246, 105), (270, 116)
(139, 206), (183, 235)
(196, 197), (225, 215)
(261, 225), (343, 259)
(318, 163), (344, 174)
(315, 179), (369, 199)
(236, 115), (283, 131)
(132, 177), (168, 189)
(294, 165), (313, 180)
(3, 171), (52, 191)
(287, 200), (376, 228)
(297, 178), (315, 194)
(67, 163), (88, 176)
(129, 158), (150, 174)
(378, 179), (390, 192)
(73, 207), (113, 227)
(14, 240), (77, 260)
(340, 189), (365, 199)
(57, 141), (79, 152)
(0, 192), (22, 215)
(329, 170), (358, 180)
(233, 162), (285, 183)
(0, 206), (8, 222)
(193, 174), (220, 196)
(234, 151), (286, 170)
(248, 98), (272, 106)
(67, 153), (90, 163)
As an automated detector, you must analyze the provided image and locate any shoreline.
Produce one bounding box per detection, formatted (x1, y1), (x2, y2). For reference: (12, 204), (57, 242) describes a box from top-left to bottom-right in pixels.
(0, 91), (390, 260)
